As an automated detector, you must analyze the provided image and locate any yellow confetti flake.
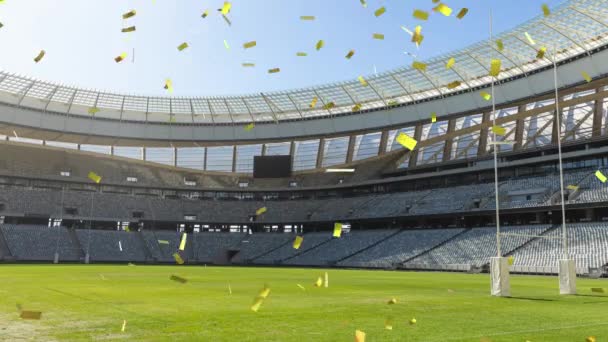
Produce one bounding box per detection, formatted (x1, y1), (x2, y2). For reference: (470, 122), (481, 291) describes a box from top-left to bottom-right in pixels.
(157, 240), (169, 245)
(250, 296), (264, 312)
(596, 170), (607, 183)
(314, 276), (323, 287)
(542, 4), (550, 17)
(297, 284), (306, 291)
(412, 61), (427, 72)
(374, 7), (386, 17)
(490, 59), (501, 77)
(122, 10), (136, 19)
(164, 79), (173, 93)
(582, 71), (592, 83)
(352, 103), (362, 111)
(434, 3), (452, 16)
(567, 185), (579, 191)
(224, 40), (230, 49)
(88, 171), (101, 184)
(447, 81), (461, 89)
(358, 76), (368, 87)
(296, 52), (308, 57)
(168, 115), (176, 123)
(20, 311), (42, 320)
(177, 42), (189, 51)
(179, 233), (187, 251)
(310, 97), (318, 108)
(293, 236), (303, 249)
(333, 222), (343, 238)
(536, 46), (547, 59)
(115, 52), (127, 63)
(446, 57), (455, 69)
(243, 41), (256, 49)
(256, 207), (267, 215)
(387, 298), (397, 304)
(508, 255), (515, 265)
(316, 40), (324, 50)
(412, 25), (423, 45)
(591, 288), (605, 293)
(385, 318), (393, 330)
(323, 102), (335, 110)
(242, 63), (255, 67)
(201, 10), (209, 18)
(456, 8), (468, 19)
(33, 50), (46, 63)
(345, 50), (355, 59)
(121, 319), (127, 332)
(586, 337), (597, 342)
(88, 107), (100, 115)
(355, 330), (366, 342)
(268, 68), (281, 74)
(360, 0), (367, 8)
(496, 39), (504, 52)
(492, 125), (506, 136)
(431, 112), (437, 123)
(300, 15), (315, 20)
(480, 91), (492, 101)
(173, 252), (184, 265)
(413, 9), (429, 20)
(221, 1), (232, 15)
(373, 33), (384, 40)
(259, 285), (271, 299)
(396, 132), (417, 150)
(121, 26), (136, 33)
(409, 318), (417, 325)
(244, 123), (255, 131)
(524, 32), (536, 45)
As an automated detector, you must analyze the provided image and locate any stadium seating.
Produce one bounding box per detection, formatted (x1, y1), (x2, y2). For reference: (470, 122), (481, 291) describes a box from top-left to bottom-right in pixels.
(253, 232), (332, 264)
(75, 229), (148, 262)
(0, 224), (81, 261)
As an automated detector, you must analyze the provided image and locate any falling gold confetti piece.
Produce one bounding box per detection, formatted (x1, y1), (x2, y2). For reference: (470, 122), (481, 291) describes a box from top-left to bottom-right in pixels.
(34, 50), (46, 63)
(413, 9), (429, 20)
(581, 71), (592, 83)
(412, 25), (423, 45)
(345, 50), (355, 59)
(315, 276), (323, 287)
(115, 52), (127, 63)
(173, 252), (184, 265)
(259, 286), (271, 299)
(224, 40), (230, 49)
(316, 40), (324, 50)
(256, 207), (267, 215)
(243, 41), (256, 49)
(296, 52), (308, 57)
(435, 3), (452, 16)
(297, 284), (306, 291)
(242, 63), (255, 67)
(456, 8), (468, 19)
(352, 103), (362, 111)
(542, 4), (550, 17)
(310, 97), (318, 108)
(20, 311), (42, 320)
(396, 132), (417, 150)
(480, 91), (492, 101)
(293, 236), (303, 249)
(164, 79), (173, 93)
(492, 125), (506, 136)
(596, 170), (607, 183)
(179, 233), (187, 251)
(385, 318), (393, 330)
(566, 185), (579, 191)
(333, 222), (343, 238)
(412, 61), (427, 72)
(359, 0), (367, 8)
(122, 10), (136, 19)
(524, 32), (535, 45)
(355, 330), (366, 342)
(158, 240), (169, 245)
(121, 320), (127, 332)
(201, 10), (209, 18)
(591, 288), (605, 293)
(536, 46), (547, 59)
(88, 107), (100, 115)
(387, 298), (397, 304)
(496, 39), (504, 52)
(508, 255), (515, 265)
(409, 318), (417, 325)
(490, 59), (501, 77)
(447, 81), (461, 89)
(121, 26), (136, 33)
(373, 33), (384, 40)
(586, 337), (597, 342)
(221, 1), (232, 15)
(374, 6), (386, 17)
(446, 57), (455, 69)
(300, 15), (315, 20)
(358, 76), (368, 87)
(268, 68), (281, 74)
(244, 123), (255, 131)
(323, 102), (335, 110)
(177, 42), (189, 51)
(431, 113), (437, 123)
(88, 171), (101, 184)
(250, 297), (264, 312)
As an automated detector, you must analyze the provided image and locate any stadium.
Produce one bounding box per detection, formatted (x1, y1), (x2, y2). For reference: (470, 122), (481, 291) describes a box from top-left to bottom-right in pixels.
(0, 0), (608, 341)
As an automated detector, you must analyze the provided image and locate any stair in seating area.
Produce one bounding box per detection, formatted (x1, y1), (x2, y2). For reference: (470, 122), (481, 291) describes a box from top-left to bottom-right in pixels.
(0, 227), (13, 260)
(401, 228), (472, 265)
(67, 228), (86, 260)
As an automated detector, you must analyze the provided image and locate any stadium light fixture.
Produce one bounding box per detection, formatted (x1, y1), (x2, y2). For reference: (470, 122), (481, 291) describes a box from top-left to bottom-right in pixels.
(325, 168), (356, 173)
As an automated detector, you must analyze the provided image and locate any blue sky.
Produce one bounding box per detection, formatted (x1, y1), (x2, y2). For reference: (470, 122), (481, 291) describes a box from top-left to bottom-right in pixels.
(0, 0), (563, 97)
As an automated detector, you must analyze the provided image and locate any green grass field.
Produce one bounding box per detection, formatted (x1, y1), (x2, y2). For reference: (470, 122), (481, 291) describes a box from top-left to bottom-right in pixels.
(0, 265), (606, 341)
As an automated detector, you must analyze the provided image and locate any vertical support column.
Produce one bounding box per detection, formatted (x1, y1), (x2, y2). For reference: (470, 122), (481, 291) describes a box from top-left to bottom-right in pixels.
(142, 147), (146, 161)
(203, 147), (207, 171)
(316, 138), (326, 169)
(174, 147), (178, 167)
(232, 145), (237, 172)
(478, 111), (492, 157)
(442, 119), (456, 162)
(408, 123), (423, 168)
(289, 141), (296, 169)
(514, 104), (526, 150)
(110, 145), (114, 156)
(345, 135), (356, 164)
(261, 144), (267, 156)
(378, 130), (389, 156)
(592, 87), (604, 137)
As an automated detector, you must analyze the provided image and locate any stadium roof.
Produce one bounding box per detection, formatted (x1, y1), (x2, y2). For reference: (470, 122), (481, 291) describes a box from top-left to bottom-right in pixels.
(0, 0), (607, 125)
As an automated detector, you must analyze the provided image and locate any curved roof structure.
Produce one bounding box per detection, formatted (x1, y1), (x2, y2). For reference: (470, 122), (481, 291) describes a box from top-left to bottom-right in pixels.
(1, 0), (607, 125)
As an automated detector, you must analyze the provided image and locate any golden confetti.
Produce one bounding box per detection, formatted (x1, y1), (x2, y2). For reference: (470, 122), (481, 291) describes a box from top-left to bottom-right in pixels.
(358, 76), (368, 87)
(355, 330), (366, 342)
(492, 125), (506, 136)
(456, 8), (468, 19)
(121, 26), (136, 33)
(297, 284), (306, 291)
(316, 40), (324, 50)
(323, 102), (335, 110)
(524, 32), (536, 45)
(115, 52), (127, 63)
(434, 3), (452, 16)
(177, 42), (189, 51)
(173, 252), (184, 265)
(373, 33), (385, 40)
(250, 297), (264, 312)
(446, 57), (455, 69)
(374, 7), (386, 17)
(542, 4), (550, 17)
(387, 298), (397, 304)
(179, 233), (187, 251)
(352, 103), (362, 111)
(536, 46), (547, 59)
(431, 113), (437, 123)
(242, 63), (255, 67)
(300, 15), (315, 20)
(447, 81), (461, 89)
(88, 171), (101, 184)
(201, 10), (209, 18)
(490, 59), (501, 77)
(508, 255), (515, 265)
(333, 223), (343, 238)
(296, 52), (308, 57)
(385, 318), (393, 330)
(412, 61), (427, 72)
(121, 320), (127, 332)
(345, 50), (355, 59)
(243, 41), (256, 49)
(315, 276), (323, 287)
(596, 170), (607, 183)
(413, 9), (429, 20)
(224, 40), (230, 49)
(293, 236), (303, 249)
(496, 39), (504, 52)
(122, 10), (136, 19)
(157, 240), (169, 245)
(221, 1), (232, 15)
(268, 68), (281, 74)
(582, 71), (592, 83)
(310, 97), (318, 108)
(396, 132), (417, 150)
(20, 311), (42, 320)
(256, 207), (267, 215)
(409, 318), (417, 325)
(480, 91), (492, 101)
(88, 107), (100, 115)
(591, 288), (605, 293)
(164, 79), (173, 93)
(244, 123), (255, 131)
(33, 50), (46, 63)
